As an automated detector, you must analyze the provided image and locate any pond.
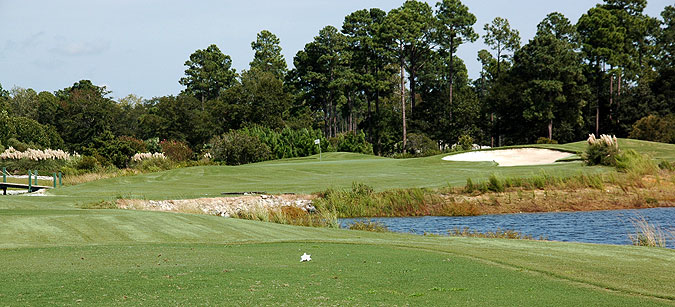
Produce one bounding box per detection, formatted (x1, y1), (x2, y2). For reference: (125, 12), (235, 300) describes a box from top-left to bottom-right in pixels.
(340, 207), (675, 248)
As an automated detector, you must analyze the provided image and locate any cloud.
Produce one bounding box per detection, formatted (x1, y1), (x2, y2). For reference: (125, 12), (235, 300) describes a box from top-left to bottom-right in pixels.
(50, 39), (110, 56)
(0, 32), (46, 57)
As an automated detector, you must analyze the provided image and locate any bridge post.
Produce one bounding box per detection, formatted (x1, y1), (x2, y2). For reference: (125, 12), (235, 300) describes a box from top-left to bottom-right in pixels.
(53, 173), (57, 188)
(34, 170), (38, 185)
(28, 170), (32, 192)
(58, 172), (62, 187)
(2, 167), (5, 183)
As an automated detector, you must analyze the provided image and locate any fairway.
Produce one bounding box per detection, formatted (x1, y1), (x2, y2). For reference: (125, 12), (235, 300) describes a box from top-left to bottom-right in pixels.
(52, 151), (602, 200)
(1, 139), (674, 305)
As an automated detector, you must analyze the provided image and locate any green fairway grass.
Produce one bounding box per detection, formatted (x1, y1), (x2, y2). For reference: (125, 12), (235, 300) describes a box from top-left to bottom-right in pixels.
(1, 139), (674, 305)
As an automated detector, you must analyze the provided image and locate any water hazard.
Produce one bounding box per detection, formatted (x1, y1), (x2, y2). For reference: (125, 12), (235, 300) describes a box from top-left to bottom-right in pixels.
(340, 207), (675, 248)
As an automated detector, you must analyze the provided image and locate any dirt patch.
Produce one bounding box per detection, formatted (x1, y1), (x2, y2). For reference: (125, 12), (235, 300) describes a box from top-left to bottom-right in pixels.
(118, 194), (316, 217)
(443, 148), (574, 166)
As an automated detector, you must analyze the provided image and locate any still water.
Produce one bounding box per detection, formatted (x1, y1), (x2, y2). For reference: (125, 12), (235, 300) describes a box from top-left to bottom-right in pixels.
(340, 207), (675, 248)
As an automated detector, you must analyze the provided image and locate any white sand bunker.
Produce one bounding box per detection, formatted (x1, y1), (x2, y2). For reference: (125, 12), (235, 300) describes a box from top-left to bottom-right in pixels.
(442, 148), (574, 167)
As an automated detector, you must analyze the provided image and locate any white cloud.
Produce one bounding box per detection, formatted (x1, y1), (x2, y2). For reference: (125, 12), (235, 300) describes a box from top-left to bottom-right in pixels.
(50, 39), (110, 56)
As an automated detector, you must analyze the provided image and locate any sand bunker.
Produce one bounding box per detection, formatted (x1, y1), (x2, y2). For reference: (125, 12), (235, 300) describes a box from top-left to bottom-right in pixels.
(442, 148), (574, 167)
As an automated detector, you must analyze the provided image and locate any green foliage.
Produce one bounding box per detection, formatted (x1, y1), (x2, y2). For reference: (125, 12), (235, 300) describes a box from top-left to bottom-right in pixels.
(7, 117), (64, 149)
(331, 131), (373, 155)
(179, 44), (237, 103)
(658, 160), (674, 171)
(487, 174), (505, 192)
(583, 135), (620, 166)
(130, 156), (175, 173)
(536, 137), (559, 144)
(615, 149), (658, 175)
(250, 30), (287, 78)
(629, 114), (675, 144)
(82, 132), (136, 169)
(159, 140), (193, 162)
(5, 138), (29, 151)
(242, 126), (326, 160)
(209, 131), (271, 165)
(144, 137), (161, 153)
(75, 156), (101, 172)
(118, 136), (147, 153)
(457, 134), (474, 151)
(404, 133), (439, 156)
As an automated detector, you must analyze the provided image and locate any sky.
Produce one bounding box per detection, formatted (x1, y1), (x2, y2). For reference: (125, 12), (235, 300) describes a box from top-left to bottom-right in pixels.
(0, 0), (671, 100)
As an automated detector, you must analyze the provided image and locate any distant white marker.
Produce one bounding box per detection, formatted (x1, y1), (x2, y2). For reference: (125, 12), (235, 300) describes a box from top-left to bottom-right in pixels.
(300, 253), (312, 262)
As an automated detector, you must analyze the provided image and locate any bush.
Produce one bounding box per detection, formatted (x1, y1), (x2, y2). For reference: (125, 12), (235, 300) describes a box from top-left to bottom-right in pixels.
(404, 133), (438, 156)
(118, 136), (146, 153)
(583, 134), (620, 166)
(536, 137), (558, 144)
(242, 125), (327, 159)
(5, 138), (29, 151)
(75, 155), (100, 171)
(144, 137), (161, 153)
(160, 140), (193, 162)
(332, 131), (373, 155)
(629, 114), (675, 144)
(82, 132), (136, 169)
(209, 131), (271, 165)
(615, 149), (658, 175)
(457, 134), (474, 151)
(131, 156), (175, 172)
(8, 117), (64, 149)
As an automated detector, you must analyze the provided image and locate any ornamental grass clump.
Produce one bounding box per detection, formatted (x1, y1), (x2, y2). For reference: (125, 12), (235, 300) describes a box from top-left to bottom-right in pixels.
(131, 152), (166, 162)
(583, 134), (619, 166)
(628, 216), (671, 248)
(1, 146), (78, 173)
(0, 147), (74, 161)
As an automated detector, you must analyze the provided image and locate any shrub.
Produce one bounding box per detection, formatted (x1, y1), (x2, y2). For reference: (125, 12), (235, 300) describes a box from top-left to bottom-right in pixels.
(82, 132), (136, 169)
(404, 133), (439, 156)
(118, 136), (146, 153)
(536, 137), (558, 144)
(629, 114), (675, 144)
(583, 134), (620, 166)
(6, 138), (29, 151)
(242, 125), (327, 159)
(75, 155), (100, 171)
(131, 156), (175, 172)
(160, 140), (193, 162)
(144, 137), (161, 153)
(658, 160), (674, 171)
(332, 131), (373, 155)
(7, 116), (64, 149)
(628, 216), (669, 248)
(209, 131), (271, 165)
(457, 134), (474, 151)
(487, 174), (505, 192)
(615, 149), (658, 175)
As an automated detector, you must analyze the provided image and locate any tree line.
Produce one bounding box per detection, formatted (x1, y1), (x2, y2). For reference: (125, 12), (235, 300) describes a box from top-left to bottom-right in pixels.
(1, 0), (673, 160)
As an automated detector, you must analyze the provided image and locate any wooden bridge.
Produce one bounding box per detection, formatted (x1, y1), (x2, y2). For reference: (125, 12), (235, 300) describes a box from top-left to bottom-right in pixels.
(1, 168), (61, 195)
(1, 182), (52, 195)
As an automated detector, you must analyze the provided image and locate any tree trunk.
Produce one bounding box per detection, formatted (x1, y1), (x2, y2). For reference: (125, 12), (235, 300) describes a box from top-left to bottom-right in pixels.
(609, 74), (613, 122)
(548, 119), (553, 140)
(400, 43), (407, 151)
(449, 37), (454, 122)
(409, 53), (416, 117)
